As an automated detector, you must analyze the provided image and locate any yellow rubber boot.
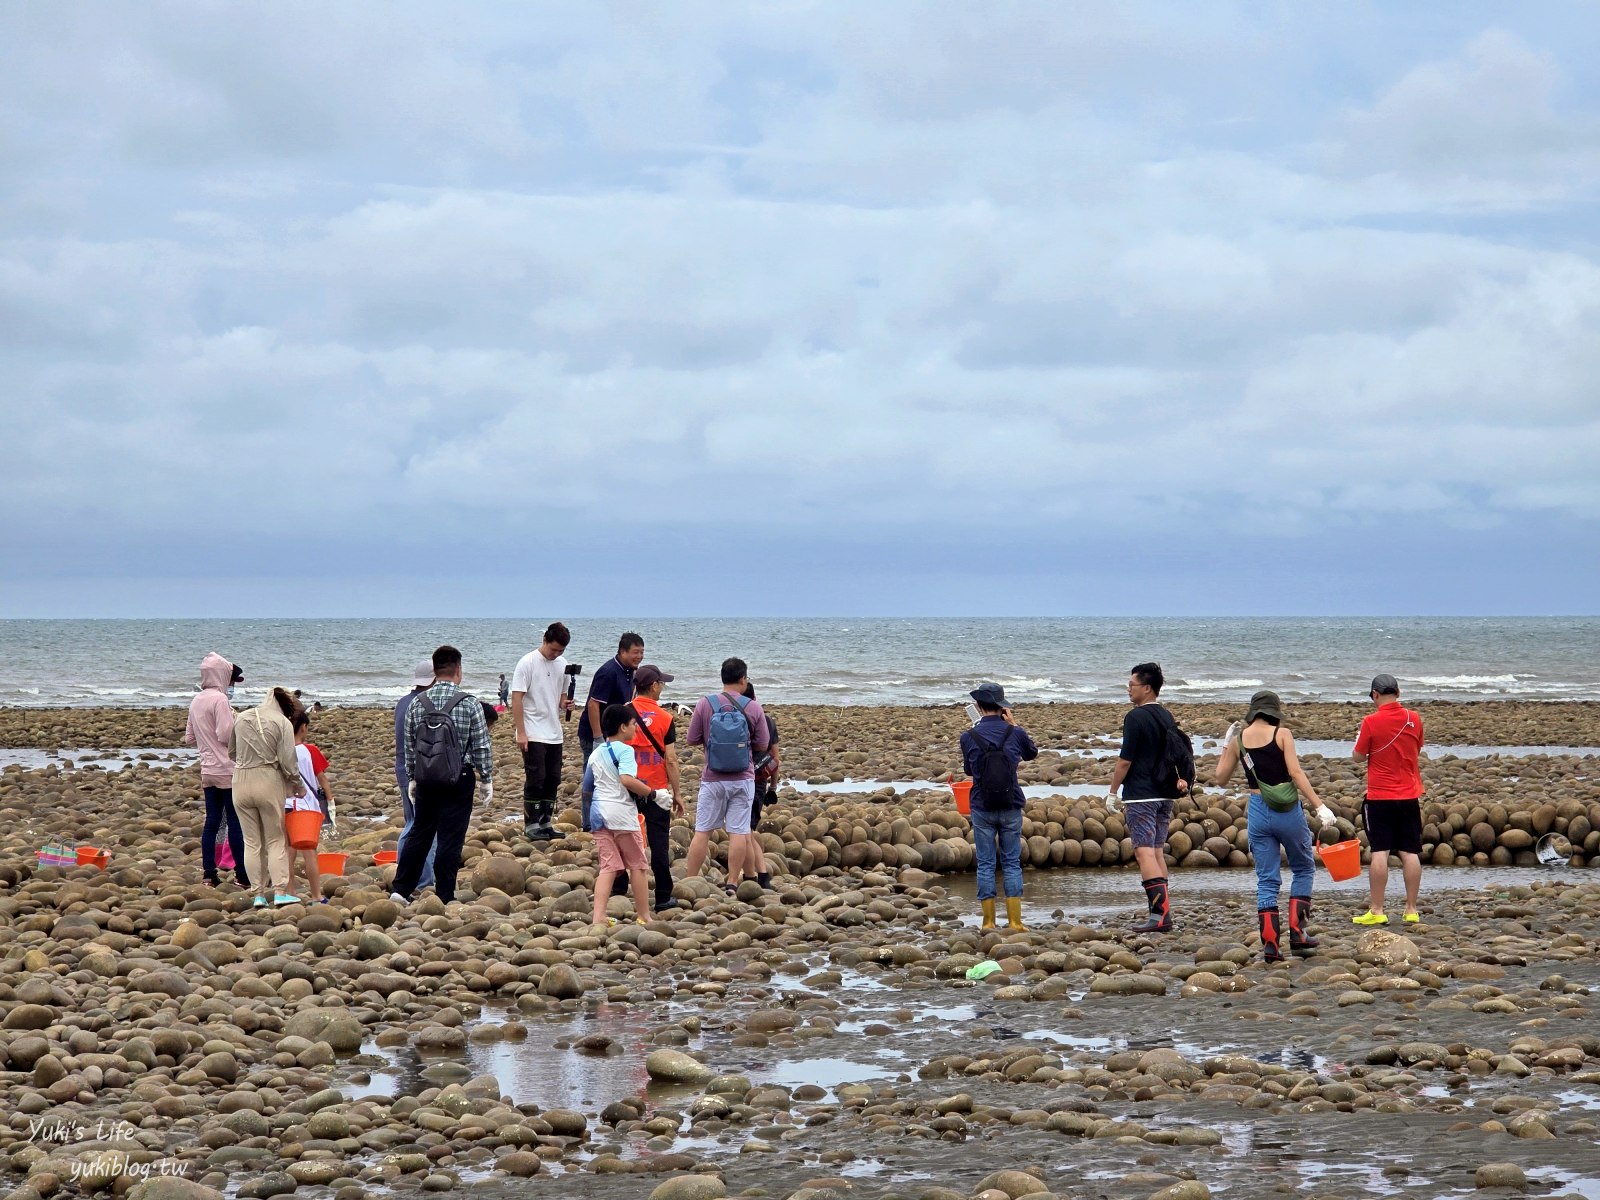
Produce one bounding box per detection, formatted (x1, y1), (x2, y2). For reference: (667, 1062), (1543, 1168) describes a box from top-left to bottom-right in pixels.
(980, 899), (997, 929)
(1006, 897), (1028, 932)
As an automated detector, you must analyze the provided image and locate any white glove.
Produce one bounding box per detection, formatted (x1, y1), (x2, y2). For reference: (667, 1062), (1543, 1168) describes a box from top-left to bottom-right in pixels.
(484, 781), (493, 805)
(1104, 793), (1120, 814)
(651, 789), (673, 809)
(1315, 805), (1337, 829)
(1223, 721), (1241, 746)
(407, 782), (417, 803)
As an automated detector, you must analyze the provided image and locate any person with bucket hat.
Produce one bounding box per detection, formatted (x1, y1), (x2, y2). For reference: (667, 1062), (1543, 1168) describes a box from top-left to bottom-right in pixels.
(1352, 673), (1425, 925)
(1214, 689), (1339, 960)
(959, 682), (1038, 932)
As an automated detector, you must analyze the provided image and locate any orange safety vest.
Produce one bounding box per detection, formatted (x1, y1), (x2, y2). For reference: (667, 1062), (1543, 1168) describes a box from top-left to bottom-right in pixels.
(627, 697), (673, 791)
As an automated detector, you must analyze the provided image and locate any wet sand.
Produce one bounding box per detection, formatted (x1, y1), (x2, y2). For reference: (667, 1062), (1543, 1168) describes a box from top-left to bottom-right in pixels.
(0, 702), (1598, 1200)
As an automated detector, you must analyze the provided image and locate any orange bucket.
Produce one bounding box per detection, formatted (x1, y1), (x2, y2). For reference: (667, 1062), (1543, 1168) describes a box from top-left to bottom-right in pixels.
(285, 810), (324, 850)
(1318, 839), (1362, 882)
(317, 852), (348, 876)
(373, 850), (399, 865)
(76, 846), (111, 869)
(950, 780), (972, 816)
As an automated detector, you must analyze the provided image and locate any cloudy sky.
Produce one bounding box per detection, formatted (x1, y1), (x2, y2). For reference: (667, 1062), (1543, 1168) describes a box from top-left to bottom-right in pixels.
(3, 2), (1597, 618)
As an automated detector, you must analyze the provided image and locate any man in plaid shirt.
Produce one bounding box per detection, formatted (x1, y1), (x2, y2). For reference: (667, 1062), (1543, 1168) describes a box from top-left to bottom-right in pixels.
(393, 645), (494, 903)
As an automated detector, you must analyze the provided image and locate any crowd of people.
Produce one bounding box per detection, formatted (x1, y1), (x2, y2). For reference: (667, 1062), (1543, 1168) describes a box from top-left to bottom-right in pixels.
(185, 631), (1428, 957)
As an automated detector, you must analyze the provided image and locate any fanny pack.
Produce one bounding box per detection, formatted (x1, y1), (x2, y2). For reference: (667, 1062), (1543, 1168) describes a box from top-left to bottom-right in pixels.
(1239, 733), (1301, 812)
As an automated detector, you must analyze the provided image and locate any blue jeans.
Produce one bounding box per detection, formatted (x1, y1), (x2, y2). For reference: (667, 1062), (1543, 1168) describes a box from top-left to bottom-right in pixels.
(202, 786), (250, 888)
(398, 778), (437, 890)
(1247, 793), (1315, 908)
(972, 806), (1024, 901)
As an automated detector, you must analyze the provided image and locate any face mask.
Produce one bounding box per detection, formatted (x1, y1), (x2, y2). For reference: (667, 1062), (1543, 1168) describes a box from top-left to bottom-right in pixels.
(226, 687), (236, 701)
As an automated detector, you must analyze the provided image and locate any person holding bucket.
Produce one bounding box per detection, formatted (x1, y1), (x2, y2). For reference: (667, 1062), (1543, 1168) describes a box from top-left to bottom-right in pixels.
(229, 687), (305, 906)
(959, 682), (1038, 932)
(285, 711), (330, 903)
(1214, 690), (1338, 961)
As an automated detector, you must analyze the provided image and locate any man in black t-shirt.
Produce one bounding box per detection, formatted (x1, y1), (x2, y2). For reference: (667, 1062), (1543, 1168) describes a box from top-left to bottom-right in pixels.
(1106, 661), (1184, 933)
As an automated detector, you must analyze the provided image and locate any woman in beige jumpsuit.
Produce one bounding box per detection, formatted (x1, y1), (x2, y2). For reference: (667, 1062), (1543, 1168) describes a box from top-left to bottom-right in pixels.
(229, 687), (304, 905)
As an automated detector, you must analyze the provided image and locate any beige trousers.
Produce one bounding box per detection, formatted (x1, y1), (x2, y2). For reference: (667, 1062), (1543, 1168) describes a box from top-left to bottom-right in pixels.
(233, 766), (290, 894)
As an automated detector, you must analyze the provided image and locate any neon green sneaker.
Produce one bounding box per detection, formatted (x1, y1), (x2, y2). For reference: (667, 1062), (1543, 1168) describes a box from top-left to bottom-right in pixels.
(1402, 912), (1421, 923)
(1352, 911), (1389, 926)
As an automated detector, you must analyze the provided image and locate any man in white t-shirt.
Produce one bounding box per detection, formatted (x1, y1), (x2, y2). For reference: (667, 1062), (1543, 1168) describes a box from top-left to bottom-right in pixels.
(511, 621), (574, 841)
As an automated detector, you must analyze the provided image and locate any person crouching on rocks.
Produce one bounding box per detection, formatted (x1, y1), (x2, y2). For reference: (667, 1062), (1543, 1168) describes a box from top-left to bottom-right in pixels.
(1214, 689), (1339, 961)
(960, 682), (1037, 932)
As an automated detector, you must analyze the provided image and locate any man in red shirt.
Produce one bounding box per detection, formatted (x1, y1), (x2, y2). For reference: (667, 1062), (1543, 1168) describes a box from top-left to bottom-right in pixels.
(1351, 673), (1424, 925)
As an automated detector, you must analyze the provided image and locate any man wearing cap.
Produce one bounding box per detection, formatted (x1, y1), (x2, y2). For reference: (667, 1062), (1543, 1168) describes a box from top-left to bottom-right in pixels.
(1352, 674), (1425, 925)
(628, 665), (686, 912)
(510, 622), (574, 841)
(960, 682), (1038, 932)
(394, 659), (438, 891)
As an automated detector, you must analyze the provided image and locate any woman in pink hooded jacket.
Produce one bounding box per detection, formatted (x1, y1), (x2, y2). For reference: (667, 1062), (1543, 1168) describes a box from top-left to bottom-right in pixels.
(184, 652), (250, 889)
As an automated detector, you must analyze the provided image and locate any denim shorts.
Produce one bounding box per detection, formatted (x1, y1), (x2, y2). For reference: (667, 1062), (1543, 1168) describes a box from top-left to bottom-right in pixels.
(1125, 800), (1174, 849)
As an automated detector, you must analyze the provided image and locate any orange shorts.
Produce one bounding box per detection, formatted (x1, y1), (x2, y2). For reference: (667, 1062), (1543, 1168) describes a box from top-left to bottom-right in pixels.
(594, 828), (647, 873)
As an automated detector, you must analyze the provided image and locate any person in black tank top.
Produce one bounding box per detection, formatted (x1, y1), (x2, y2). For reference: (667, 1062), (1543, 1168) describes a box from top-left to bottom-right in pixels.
(1215, 689), (1339, 961)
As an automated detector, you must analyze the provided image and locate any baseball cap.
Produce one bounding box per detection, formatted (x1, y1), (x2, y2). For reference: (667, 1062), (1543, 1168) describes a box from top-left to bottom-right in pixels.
(411, 659), (436, 687)
(634, 665), (675, 691)
(1369, 673), (1400, 696)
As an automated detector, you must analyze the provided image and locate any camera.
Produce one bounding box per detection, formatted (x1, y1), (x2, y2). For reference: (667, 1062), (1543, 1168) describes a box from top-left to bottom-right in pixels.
(564, 663), (583, 677)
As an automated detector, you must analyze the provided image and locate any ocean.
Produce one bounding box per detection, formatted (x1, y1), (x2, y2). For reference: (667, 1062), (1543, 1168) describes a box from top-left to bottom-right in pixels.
(1, 617), (1597, 710)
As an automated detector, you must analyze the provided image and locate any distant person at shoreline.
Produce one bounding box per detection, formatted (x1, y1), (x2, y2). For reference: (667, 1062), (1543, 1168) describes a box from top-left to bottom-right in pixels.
(628, 665), (686, 911)
(511, 622), (574, 842)
(684, 657), (769, 893)
(1214, 689), (1338, 960)
(581, 633), (644, 811)
(960, 682), (1037, 932)
(1106, 662), (1191, 934)
(745, 684), (780, 891)
(393, 645), (493, 905)
(184, 653), (249, 890)
(1352, 674), (1425, 925)
(229, 686), (304, 906)
(394, 660), (438, 891)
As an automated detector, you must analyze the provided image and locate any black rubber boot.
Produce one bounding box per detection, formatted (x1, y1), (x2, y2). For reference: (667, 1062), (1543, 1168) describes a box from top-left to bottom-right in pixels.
(1260, 907), (1284, 962)
(1130, 876), (1173, 933)
(1288, 894), (1319, 954)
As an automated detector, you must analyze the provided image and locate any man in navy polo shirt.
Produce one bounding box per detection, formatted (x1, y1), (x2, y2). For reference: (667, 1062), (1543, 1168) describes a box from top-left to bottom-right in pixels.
(580, 632), (644, 825)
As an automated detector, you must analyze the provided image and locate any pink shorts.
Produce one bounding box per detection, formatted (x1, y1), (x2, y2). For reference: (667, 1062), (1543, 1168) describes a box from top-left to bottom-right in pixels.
(594, 828), (647, 873)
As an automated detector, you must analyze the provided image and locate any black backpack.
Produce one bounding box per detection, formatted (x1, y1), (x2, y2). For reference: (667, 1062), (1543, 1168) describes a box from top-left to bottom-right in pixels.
(1151, 707), (1196, 799)
(973, 727), (1017, 810)
(413, 692), (472, 784)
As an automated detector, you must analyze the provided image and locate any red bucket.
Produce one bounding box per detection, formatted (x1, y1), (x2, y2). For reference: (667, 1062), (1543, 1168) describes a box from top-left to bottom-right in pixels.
(950, 781), (972, 816)
(373, 850), (398, 865)
(76, 846), (111, 870)
(285, 810), (324, 850)
(317, 852), (348, 876)
(1318, 839), (1362, 882)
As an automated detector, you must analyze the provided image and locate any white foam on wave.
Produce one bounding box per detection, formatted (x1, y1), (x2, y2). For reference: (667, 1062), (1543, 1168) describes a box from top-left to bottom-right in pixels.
(1411, 674), (1523, 687)
(1170, 678), (1265, 691)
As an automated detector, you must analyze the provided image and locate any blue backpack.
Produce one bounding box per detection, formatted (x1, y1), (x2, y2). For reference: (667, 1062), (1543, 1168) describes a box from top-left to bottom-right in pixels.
(704, 692), (755, 773)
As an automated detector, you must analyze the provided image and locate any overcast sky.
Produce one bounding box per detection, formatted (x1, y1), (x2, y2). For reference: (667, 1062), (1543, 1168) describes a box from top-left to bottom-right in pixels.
(3, 2), (1598, 618)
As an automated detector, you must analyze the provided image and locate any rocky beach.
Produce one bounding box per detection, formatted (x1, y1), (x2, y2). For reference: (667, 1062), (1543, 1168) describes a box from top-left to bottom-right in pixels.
(1, 701), (1597, 1200)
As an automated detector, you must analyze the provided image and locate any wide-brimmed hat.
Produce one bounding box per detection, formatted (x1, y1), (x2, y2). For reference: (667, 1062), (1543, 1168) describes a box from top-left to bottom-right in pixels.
(1245, 689), (1283, 725)
(969, 682), (1011, 710)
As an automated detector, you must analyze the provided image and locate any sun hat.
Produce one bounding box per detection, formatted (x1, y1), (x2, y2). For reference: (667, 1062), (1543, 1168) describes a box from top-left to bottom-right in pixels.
(1245, 689), (1283, 725)
(969, 682), (1011, 710)
(411, 660), (436, 687)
